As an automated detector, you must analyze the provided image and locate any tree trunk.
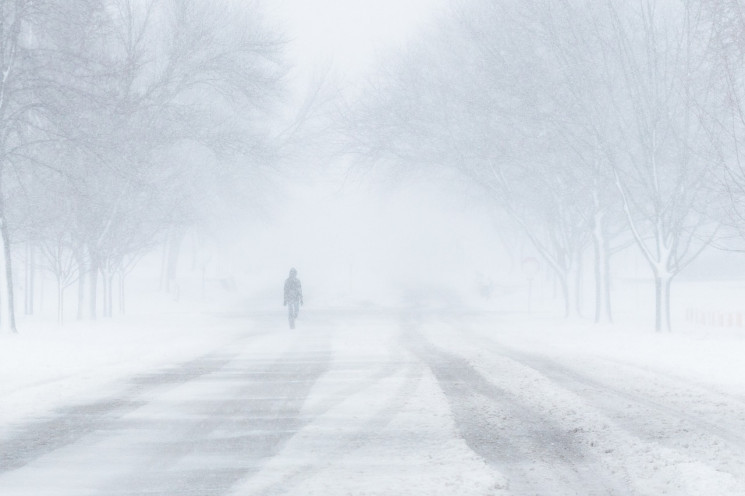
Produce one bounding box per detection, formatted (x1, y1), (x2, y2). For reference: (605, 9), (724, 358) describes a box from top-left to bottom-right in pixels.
(100, 268), (113, 318)
(654, 274), (673, 332)
(654, 276), (662, 332)
(593, 238), (603, 323)
(591, 209), (618, 324)
(76, 249), (86, 321)
(574, 252), (584, 318)
(57, 278), (64, 324)
(25, 241), (35, 315)
(39, 269), (44, 314)
(558, 270), (572, 318)
(89, 254), (99, 320)
(101, 271), (108, 317)
(0, 213), (17, 333)
(664, 276), (672, 332)
(107, 273), (114, 317)
(118, 272), (125, 315)
(603, 245), (613, 323)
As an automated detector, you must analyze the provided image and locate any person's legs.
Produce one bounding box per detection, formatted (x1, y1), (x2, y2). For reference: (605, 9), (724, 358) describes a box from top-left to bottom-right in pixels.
(288, 301), (296, 328)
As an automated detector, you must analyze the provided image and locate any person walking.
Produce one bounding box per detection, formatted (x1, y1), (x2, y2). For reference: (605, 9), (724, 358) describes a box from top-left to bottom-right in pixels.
(283, 268), (303, 329)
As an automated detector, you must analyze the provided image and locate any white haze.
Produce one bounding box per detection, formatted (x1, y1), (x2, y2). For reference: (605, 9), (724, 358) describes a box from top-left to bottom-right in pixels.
(238, 168), (505, 308)
(231, 0), (468, 306)
(266, 0), (448, 77)
(2, 1), (745, 495)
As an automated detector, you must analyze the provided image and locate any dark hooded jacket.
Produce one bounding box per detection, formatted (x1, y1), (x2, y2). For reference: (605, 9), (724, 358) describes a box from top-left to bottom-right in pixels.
(284, 271), (303, 304)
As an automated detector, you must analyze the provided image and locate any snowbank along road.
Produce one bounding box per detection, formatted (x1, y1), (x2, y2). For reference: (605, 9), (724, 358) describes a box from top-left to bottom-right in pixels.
(0, 309), (744, 495)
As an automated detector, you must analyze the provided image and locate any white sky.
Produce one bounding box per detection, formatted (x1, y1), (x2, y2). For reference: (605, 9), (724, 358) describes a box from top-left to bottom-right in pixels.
(265, 0), (449, 77)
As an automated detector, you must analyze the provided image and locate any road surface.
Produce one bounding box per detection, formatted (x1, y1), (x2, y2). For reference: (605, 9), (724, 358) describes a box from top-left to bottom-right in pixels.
(1, 309), (744, 495)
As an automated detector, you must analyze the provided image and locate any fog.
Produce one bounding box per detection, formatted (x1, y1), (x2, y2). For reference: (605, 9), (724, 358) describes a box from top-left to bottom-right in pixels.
(234, 167), (507, 308)
(2, 1), (745, 494)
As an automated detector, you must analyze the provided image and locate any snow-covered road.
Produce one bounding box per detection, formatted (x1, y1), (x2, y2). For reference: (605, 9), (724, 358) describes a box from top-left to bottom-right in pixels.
(1, 310), (744, 495)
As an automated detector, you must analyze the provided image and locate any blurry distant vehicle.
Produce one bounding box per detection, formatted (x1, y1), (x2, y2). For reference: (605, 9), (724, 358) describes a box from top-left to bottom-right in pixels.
(283, 268), (303, 329)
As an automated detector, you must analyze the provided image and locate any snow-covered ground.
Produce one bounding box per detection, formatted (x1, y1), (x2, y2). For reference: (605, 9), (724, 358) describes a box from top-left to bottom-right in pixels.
(425, 313), (745, 494)
(0, 311), (251, 436)
(1, 292), (745, 495)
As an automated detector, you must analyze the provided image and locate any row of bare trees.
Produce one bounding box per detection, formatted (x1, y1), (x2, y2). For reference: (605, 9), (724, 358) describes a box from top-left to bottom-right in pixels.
(0, 0), (285, 329)
(347, 0), (745, 331)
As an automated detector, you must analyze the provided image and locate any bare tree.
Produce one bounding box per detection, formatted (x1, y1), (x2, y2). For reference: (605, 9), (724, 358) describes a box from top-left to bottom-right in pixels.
(599, 0), (719, 331)
(0, 0), (42, 332)
(0, 0), (105, 331)
(697, 1), (745, 254)
(347, 0), (724, 331)
(347, 0), (616, 318)
(0, 0), (287, 328)
(39, 233), (77, 324)
(35, 0), (286, 319)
